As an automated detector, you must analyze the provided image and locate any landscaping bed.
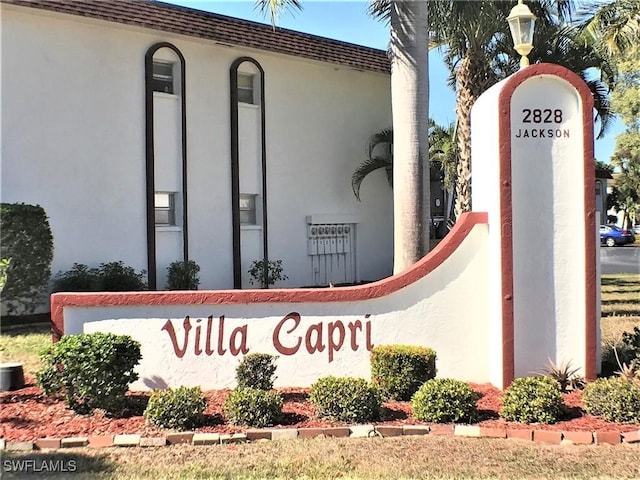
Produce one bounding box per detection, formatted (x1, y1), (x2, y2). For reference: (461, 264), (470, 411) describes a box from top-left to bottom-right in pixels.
(1, 376), (637, 442)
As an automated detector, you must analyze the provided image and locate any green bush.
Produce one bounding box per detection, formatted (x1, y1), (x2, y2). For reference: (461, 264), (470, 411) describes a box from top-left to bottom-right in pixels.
(144, 386), (207, 430)
(53, 261), (147, 292)
(621, 327), (640, 365)
(236, 353), (278, 390)
(0, 258), (11, 292)
(248, 259), (288, 288)
(99, 261), (147, 291)
(52, 263), (101, 292)
(370, 345), (437, 400)
(36, 332), (142, 414)
(309, 376), (382, 423)
(0, 203), (54, 314)
(166, 260), (200, 290)
(583, 377), (640, 423)
(223, 387), (283, 427)
(601, 330), (640, 377)
(500, 376), (563, 424)
(411, 378), (479, 423)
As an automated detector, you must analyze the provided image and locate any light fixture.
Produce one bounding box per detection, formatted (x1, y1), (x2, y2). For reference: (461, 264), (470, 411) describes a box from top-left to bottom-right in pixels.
(508, 0), (536, 69)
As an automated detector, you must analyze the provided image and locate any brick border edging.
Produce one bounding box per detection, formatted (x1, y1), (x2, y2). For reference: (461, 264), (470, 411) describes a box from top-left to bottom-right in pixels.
(3, 425), (639, 451)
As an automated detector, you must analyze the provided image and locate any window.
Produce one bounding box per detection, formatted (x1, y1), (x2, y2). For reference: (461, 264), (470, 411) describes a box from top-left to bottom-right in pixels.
(153, 61), (174, 94)
(237, 73), (255, 104)
(155, 192), (176, 226)
(239, 194), (257, 225)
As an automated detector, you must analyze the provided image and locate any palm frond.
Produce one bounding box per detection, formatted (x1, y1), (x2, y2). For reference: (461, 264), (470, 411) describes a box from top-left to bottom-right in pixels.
(368, 0), (391, 25)
(351, 156), (393, 202)
(255, 0), (302, 27)
(367, 128), (393, 159)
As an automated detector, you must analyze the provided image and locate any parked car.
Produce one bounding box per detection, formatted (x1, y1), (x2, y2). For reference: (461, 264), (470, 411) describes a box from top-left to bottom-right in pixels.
(600, 225), (636, 247)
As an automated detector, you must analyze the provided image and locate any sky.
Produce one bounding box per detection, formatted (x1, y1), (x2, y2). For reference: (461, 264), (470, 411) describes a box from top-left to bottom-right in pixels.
(167, 0), (623, 163)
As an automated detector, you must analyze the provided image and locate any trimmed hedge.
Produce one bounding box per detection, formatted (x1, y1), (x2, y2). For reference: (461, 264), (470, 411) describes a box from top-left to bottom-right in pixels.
(0, 203), (54, 314)
(223, 387), (283, 427)
(36, 332), (142, 414)
(500, 376), (563, 424)
(235, 353), (278, 390)
(370, 345), (437, 400)
(144, 387), (207, 430)
(583, 377), (640, 423)
(309, 376), (382, 423)
(411, 378), (479, 423)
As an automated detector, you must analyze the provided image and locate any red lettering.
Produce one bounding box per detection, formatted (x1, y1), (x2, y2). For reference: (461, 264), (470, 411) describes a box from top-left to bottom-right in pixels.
(217, 315), (227, 355)
(273, 312), (302, 355)
(365, 315), (374, 351)
(230, 325), (248, 356)
(348, 320), (362, 350)
(305, 323), (325, 354)
(161, 316), (191, 359)
(327, 321), (345, 362)
(194, 318), (203, 355)
(205, 316), (215, 355)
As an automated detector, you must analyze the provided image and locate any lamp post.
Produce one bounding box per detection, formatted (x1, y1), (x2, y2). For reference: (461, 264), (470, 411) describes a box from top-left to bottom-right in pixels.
(508, 0), (536, 69)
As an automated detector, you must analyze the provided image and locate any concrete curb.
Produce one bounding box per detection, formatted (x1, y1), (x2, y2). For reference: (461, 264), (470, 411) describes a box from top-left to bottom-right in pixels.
(2, 426), (639, 451)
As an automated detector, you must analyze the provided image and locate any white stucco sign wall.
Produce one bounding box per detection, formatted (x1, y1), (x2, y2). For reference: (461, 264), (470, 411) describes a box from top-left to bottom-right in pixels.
(53, 215), (493, 390)
(472, 64), (598, 387)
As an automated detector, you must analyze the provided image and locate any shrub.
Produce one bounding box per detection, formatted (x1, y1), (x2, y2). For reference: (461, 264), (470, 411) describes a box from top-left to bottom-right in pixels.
(144, 386), (207, 430)
(0, 203), (54, 314)
(411, 378), (479, 423)
(236, 353), (278, 390)
(248, 259), (288, 288)
(223, 387), (283, 427)
(370, 345), (437, 400)
(500, 376), (563, 424)
(0, 258), (11, 292)
(583, 377), (640, 423)
(309, 376), (382, 423)
(601, 336), (636, 377)
(52, 263), (101, 292)
(36, 332), (142, 414)
(52, 261), (147, 292)
(99, 261), (147, 291)
(621, 327), (640, 365)
(166, 260), (200, 290)
(538, 359), (584, 392)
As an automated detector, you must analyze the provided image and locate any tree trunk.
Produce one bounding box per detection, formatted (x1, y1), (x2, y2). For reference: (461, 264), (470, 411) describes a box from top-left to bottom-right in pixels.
(390, 0), (429, 274)
(453, 47), (495, 221)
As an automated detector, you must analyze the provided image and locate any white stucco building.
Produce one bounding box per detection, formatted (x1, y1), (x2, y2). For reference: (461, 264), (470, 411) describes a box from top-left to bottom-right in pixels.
(1, 0), (395, 291)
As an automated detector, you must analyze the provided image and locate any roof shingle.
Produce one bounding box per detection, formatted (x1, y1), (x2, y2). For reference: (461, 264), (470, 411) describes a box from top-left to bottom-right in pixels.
(3, 0), (391, 74)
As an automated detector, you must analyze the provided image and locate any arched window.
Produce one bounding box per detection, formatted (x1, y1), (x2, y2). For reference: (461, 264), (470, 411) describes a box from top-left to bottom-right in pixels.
(230, 57), (267, 289)
(145, 42), (188, 290)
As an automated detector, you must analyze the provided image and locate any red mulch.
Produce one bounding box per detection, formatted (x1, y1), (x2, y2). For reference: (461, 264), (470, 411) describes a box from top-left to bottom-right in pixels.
(1, 377), (637, 441)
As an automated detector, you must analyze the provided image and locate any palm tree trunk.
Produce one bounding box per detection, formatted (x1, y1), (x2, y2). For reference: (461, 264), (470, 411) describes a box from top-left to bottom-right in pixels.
(390, 0), (429, 273)
(453, 47), (494, 220)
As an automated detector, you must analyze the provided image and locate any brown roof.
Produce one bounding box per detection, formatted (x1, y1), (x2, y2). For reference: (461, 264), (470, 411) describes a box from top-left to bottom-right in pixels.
(3, 0), (391, 74)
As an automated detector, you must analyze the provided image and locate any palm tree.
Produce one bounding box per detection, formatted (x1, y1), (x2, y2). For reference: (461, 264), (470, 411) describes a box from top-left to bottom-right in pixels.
(259, 0), (431, 273)
(577, 0), (640, 58)
(352, 120), (458, 226)
(351, 128), (393, 202)
(428, 0), (617, 222)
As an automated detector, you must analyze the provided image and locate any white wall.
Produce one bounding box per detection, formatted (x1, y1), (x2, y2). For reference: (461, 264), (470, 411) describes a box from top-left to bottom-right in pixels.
(1, 5), (393, 294)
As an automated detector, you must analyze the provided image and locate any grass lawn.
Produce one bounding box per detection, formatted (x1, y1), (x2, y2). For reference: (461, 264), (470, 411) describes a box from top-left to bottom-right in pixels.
(3, 436), (640, 479)
(600, 273), (640, 346)
(1, 273), (639, 480)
